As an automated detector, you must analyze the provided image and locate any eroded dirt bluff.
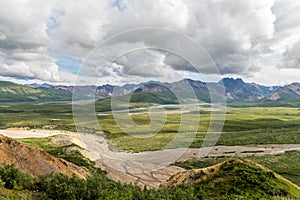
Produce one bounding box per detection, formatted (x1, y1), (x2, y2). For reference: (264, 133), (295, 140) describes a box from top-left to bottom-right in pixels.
(0, 135), (90, 179)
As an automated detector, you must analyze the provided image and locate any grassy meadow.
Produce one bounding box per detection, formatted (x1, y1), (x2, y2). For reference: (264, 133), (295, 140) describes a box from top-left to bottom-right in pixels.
(98, 106), (300, 152)
(0, 103), (75, 131)
(0, 103), (300, 152)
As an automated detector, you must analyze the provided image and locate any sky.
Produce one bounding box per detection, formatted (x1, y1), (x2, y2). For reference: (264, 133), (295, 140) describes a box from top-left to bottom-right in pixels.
(0, 0), (300, 86)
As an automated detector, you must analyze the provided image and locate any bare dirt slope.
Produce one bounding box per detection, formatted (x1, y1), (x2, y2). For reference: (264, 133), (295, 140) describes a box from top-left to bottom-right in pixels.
(0, 135), (89, 179)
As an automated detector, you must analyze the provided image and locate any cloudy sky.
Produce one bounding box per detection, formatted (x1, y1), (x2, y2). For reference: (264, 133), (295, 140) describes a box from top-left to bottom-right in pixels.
(0, 0), (300, 86)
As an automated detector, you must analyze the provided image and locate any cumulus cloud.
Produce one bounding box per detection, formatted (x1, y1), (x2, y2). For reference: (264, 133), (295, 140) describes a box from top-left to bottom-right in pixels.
(76, 1), (274, 82)
(185, 0), (276, 75)
(0, 0), (60, 81)
(69, 0), (275, 78)
(277, 40), (300, 69)
(49, 0), (113, 50)
(0, 61), (59, 81)
(271, 0), (300, 69)
(0, 0), (300, 84)
(114, 49), (180, 78)
(272, 0), (300, 44)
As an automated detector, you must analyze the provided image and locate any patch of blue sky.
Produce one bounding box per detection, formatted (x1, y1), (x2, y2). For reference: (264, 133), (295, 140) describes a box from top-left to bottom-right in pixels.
(112, 0), (127, 11)
(55, 54), (81, 74)
(47, 16), (60, 31)
(46, 9), (65, 37)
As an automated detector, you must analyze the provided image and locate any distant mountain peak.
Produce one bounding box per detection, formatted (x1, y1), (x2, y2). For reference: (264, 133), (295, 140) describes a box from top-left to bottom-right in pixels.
(1, 78), (299, 103)
(183, 78), (194, 82)
(221, 77), (244, 84)
(134, 83), (171, 93)
(264, 82), (300, 101)
(26, 83), (54, 89)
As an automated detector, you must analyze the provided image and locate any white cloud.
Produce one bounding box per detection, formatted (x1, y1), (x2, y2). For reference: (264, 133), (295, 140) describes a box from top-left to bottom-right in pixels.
(277, 40), (300, 69)
(63, 0), (277, 82)
(0, 60), (59, 81)
(0, 0), (60, 81)
(271, 0), (300, 69)
(0, 0), (300, 85)
(49, 0), (113, 50)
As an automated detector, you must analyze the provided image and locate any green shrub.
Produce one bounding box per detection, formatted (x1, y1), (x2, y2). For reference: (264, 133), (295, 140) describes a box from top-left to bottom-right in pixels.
(34, 173), (86, 200)
(0, 178), (4, 188)
(0, 164), (34, 190)
(0, 163), (298, 199)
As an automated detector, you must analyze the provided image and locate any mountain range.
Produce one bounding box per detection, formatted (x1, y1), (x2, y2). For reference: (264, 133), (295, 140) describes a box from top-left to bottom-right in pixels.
(0, 78), (299, 103)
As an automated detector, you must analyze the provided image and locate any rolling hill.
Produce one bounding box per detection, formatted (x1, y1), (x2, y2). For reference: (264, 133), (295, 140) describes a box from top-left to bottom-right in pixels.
(162, 159), (300, 199)
(95, 91), (178, 112)
(0, 81), (71, 102)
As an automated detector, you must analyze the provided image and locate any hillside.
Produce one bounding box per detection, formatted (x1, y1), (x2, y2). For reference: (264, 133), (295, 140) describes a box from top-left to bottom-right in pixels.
(265, 83), (300, 101)
(95, 91), (178, 112)
(162, 159), (300, 199)
(0, 135), (89, 178)
(0, 81), (47, 102)
(0, 81), (71, 102)
(1, 144), (300, 199)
